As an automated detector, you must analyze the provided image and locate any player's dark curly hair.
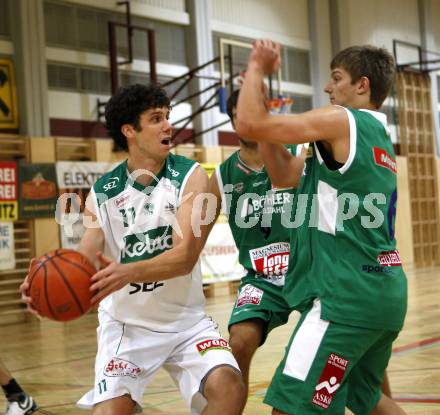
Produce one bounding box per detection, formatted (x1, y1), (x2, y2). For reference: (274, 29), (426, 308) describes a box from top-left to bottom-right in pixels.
(331, 45), (395, 108)
(104, 83), (171, 151)
(226, 89), (240, 125)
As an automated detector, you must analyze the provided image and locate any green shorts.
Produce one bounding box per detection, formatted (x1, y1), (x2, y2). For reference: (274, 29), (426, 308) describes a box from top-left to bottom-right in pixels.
(228, 275), (293, 345)
(265, 299), (399, 415)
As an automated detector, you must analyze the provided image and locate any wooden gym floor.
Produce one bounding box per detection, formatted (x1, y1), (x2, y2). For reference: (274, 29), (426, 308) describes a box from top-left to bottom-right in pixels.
(0, 265), (439, 415)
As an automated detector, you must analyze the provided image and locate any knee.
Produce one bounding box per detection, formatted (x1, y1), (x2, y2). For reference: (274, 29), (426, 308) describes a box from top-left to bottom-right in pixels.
(92, 395), (136, 415)
(229, 332), (255, 361)
(229, 333), (247, 357)
(204, 365), (246, 407)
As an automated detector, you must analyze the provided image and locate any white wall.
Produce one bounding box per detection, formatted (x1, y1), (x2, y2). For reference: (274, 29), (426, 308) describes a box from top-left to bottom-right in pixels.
(44, 0), (191, 123)
(48, 90), (192, 127)
(46, 47), (189, 79)
(211, 0), (310, 49)
(128, 0), (185, 11)
(432, 0), (440, 52)
(338, 0), (421, 63)
(0, 40), (13, 56)
(65, 0), (189, 24)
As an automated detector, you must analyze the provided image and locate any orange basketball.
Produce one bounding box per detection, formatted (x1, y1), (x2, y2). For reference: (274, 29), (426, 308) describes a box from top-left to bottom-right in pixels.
(27, 249), (97, 322)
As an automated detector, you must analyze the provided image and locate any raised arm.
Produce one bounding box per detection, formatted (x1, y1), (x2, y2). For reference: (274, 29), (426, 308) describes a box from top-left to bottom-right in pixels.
(259, 143), (306, 188)
(236, 40), (349, 146)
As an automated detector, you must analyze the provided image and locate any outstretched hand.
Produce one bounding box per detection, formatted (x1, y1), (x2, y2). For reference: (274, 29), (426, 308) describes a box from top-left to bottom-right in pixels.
(249, 39), (281, 76)
(90, 252), (133, 305)
(20, 258), (42, 318)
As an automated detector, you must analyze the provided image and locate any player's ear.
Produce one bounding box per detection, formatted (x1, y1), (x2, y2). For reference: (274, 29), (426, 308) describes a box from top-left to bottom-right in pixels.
(121, 123), (136, 139)
(357, 76), (370, 95)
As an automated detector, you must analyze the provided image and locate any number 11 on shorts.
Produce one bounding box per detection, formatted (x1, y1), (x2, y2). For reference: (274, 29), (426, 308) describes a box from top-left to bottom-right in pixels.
(98, 379), (107, 394)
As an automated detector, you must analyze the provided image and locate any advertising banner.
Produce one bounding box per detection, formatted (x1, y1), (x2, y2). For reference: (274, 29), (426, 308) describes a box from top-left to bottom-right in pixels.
(0, 59), (19, 129)
(201, 215), (243, 283)
(19, 163), (58, 218)
(0, 161), (18, 221)
(56, 161), (114, 249)
(0, 222), (15, 270)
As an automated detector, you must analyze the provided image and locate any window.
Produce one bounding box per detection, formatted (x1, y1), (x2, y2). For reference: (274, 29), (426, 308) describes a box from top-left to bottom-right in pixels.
(44, 0), (187, 66)
(212, 32), (311, 85)
(212, 32), (252, 75)
(47, 63), (79, 90)
(159, 75), (189, 102)
(283, 48), (311, 85)
(0, 0), (10, 38)
(77, 7), (111, 53)
(120, 72), (189, 102)
(44, 1), (77, 48)
(80, 67), (111, 94)
(283, 93), (313, 113)
(48, 62), (190, 98)
(120, 71), (149, 87)
(48, 62), (112, 94)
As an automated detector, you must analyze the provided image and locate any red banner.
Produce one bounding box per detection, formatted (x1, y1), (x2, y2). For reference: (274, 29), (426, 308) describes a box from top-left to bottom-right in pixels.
(0, 161), (18, 221)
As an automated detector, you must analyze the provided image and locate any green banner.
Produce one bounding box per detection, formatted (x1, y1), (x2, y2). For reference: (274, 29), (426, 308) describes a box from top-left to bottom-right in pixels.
(19, 163), (58, 218)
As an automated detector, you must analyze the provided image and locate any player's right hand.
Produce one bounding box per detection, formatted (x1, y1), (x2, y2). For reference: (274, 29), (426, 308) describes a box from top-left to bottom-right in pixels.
(20, 258), (42, 317)
(249, 39), (281, 76)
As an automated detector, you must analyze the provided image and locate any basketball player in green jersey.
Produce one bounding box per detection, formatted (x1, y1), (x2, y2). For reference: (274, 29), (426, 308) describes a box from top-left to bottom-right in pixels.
(207, 89), (305, 401)
(236, 41), (406, 414)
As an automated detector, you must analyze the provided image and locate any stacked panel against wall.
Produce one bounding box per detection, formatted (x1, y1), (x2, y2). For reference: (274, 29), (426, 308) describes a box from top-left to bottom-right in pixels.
(0, 135), (32, 325)
(396, 72), (440, 266)
(55, 137), (96, 161)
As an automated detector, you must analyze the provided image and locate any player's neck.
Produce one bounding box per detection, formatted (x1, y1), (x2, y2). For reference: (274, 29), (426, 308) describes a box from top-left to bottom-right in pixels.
(126, 155), (166, 186)
(238, 147), (264, 171)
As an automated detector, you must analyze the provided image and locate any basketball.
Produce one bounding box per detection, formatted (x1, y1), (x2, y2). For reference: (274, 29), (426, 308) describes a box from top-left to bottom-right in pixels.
(27, 249), (97, 322)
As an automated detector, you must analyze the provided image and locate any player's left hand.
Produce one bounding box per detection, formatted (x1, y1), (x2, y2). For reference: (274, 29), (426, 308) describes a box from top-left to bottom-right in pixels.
(249, 39), (281, 75)
(90, 252), (132, 304)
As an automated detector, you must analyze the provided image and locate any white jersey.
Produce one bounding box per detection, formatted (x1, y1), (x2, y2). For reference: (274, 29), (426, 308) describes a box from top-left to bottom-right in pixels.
(90, 154), (206, 332)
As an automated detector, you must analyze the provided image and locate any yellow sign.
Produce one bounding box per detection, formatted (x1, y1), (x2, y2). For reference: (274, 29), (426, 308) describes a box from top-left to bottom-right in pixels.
(0, 201), (18, 221)
(201, 163), (218, 177)
(0, 59), (18, 129)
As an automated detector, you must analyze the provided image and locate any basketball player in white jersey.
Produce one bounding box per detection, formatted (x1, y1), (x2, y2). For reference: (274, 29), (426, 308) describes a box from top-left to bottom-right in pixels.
(21, 84), (245, 415)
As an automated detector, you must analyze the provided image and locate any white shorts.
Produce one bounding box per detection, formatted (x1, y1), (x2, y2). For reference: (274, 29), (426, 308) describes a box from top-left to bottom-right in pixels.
(77, 310), (239, 414)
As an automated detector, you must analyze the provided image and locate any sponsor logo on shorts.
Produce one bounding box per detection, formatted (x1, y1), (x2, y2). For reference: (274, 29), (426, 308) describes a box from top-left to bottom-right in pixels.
(104, 357), (142, 378)
(236, 284), (264, 308)
(361, 264), (393, 274)
(312, 353), (348, 409)
(249, 242), (290, 286)
(373, 147), (397, 174)
(196, 338), (231, 356)
(377, 250), (401, 266)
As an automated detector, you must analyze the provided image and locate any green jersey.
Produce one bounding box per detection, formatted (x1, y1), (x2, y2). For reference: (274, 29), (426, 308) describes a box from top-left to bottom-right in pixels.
(286, 108), (407, 330)
(216, 147), (298, 286)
